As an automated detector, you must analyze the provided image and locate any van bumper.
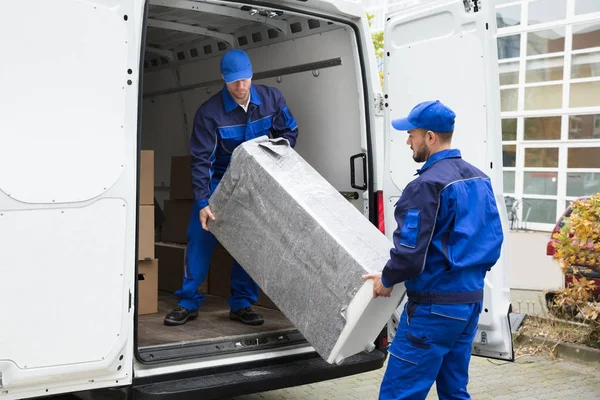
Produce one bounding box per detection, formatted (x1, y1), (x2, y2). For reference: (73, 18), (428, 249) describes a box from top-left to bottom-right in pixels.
(133, 349), (387, 400)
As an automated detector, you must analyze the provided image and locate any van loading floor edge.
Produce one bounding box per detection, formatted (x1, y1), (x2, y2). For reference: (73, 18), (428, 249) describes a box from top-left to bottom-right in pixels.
(137, 293), (295, 348)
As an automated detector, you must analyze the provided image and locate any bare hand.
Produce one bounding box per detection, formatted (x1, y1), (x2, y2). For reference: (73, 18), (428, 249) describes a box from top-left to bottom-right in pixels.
(362, 272), (393, 299)
(200, 205), (215, 231)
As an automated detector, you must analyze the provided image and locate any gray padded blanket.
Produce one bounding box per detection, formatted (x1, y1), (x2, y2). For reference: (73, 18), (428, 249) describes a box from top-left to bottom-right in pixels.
(208, 137), (393, 361)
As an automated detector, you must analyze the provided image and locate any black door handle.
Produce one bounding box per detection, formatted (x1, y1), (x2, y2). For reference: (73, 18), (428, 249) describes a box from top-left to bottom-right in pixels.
(350, 153), (367, 191)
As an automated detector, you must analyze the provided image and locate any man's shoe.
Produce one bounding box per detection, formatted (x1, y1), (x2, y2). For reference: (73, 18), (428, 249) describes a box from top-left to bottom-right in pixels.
(229, 307), (264, 326)
(164, 306), (198, 326)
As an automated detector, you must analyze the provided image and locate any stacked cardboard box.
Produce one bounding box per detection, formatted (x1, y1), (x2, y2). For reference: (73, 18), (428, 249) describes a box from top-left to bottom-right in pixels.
(138, 150), (158, 315)
(160, 155), (276, 309)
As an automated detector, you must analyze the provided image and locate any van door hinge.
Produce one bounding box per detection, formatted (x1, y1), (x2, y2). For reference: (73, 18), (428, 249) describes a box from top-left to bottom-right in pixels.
(375, 93), (385, 115)
(0, 372), (3, 388)
(463, 0), (481, 12)
(128, 290), (132, 312)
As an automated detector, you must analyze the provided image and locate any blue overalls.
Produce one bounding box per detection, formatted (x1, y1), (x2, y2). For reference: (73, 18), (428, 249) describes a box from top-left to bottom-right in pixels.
(174, 84), (299, 312)
(379, 149), (504, 400)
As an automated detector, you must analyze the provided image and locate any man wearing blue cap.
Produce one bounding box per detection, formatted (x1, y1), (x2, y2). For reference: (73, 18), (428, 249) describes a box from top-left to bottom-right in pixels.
(363, 100), (504, 399)
(165, 49), (299, 326)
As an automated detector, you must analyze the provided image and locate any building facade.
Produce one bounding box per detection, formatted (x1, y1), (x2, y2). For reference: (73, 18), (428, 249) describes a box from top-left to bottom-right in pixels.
(364, 0), (600, 231)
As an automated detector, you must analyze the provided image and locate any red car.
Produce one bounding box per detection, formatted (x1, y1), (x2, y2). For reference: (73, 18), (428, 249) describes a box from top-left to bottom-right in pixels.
(546, 196), (600, 299)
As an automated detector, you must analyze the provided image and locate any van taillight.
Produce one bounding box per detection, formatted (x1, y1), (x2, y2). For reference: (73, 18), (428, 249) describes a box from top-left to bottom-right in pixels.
(377, 191), (385, 234)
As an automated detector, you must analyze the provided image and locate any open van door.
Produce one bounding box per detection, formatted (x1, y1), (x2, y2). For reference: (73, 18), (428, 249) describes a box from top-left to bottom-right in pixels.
(382, 0), (514, 361)
(0, 1), (145, 398)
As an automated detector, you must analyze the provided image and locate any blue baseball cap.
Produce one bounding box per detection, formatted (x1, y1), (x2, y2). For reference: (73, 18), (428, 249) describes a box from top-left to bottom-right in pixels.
(392, 100), (456, 133)
(220, 49), (253, 84)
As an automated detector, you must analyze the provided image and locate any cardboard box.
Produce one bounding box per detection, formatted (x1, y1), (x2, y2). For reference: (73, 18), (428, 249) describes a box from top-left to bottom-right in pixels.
(170, 155), (194, 200)
(138, 205), (155, 261)
(208, 243), (278, 310)
(207, 137), (403, 364)
(140, 150), (154, 205)
(155, 242), (207, 293)
(161, 199), (194, 244)
(138, 259), (158, 315)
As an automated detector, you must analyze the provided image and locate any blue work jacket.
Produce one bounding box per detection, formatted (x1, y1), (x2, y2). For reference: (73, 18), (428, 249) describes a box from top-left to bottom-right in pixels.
(189, 84), (299, 209)
(381, 149), (504, 304)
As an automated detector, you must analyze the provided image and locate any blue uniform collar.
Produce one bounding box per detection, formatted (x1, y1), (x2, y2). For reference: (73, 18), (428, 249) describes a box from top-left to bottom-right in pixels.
(222, 84), (262, 113)
(416, 148), (462, 175)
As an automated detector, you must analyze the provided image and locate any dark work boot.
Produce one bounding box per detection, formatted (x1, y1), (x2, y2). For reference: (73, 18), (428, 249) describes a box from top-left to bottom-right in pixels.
(164, 306), (198, 326)
(229, 307), (264, 326)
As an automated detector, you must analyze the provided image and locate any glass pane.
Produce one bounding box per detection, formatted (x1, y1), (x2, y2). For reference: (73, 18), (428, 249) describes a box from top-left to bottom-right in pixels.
(497, 5), (520, 28)
(570, 81), (600, 108)
(503, 171), (516, 193)
(522, 199), (557, 224)
(501, 88), (518, 111)
(575, 0), (600, 15)
(502, 118), (517, 141)
(503, 145), (517, 167)
(571, 52), (600, 79)
(499, 61), (520, 85)
(524, 148), (559, 167)
(528, 0), (566, 25)
(567, 172), (600, 197)
(524, 116), (561, 140)
(568, 147), (600, 168)
(524, 85), (562, 110)
(525, 57), (564, 82)
(498, 34), (521, 59)
(573, 22), (600, 51)
(523, 171), (558, 195)
(527, 28), (565, 56)
(569, 114), (600, 139)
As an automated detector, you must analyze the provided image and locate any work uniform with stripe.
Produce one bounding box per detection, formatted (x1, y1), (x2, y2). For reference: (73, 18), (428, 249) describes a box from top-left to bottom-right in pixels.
(378, 149), (504, 400)
(174, 83), (299, 312)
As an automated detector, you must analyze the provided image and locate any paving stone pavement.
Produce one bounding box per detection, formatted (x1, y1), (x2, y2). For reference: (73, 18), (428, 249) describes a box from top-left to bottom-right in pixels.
(224, 354), (600, 400)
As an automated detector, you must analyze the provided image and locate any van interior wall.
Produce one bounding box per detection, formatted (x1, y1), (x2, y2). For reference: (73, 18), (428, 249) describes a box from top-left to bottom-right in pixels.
(141, 26), (366, 212)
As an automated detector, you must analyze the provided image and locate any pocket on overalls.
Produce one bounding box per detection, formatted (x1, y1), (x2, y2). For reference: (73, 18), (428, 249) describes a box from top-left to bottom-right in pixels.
(218, 125), (245, 153)
(390, 302), (430, 366)
(248, 115), (273, 140)
(400, 209), (420, 248)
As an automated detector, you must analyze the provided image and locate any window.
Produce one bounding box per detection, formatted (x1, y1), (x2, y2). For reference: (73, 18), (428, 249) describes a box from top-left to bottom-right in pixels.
(524, 116), (561, 140)
(503, 145), (517, 167)
(523, 171), (558, 195)
(502, 118), (517, 141)
(498, 35), (521, 60)
(497, 5), (521, 28)
(504, 171), (516, 193)
(570, 81), (600, 108)
(525, 56), (564, 82)
(567, 172), (600, 197)
(528, 0), (566, 25)
(527, 28), (565, 56)
(571, 52), (600, 79)
(522, 199), (557, 224)
(499, 61), (520, 85)
(572, 22), (600, 51)
(569, 114), (600, 139)
(524, 148), (559, 167)
(568, 147), (600, 168)
(525, 85), (563, 110)
(575, 0), (600, 15)
(501, 88), (518, 111)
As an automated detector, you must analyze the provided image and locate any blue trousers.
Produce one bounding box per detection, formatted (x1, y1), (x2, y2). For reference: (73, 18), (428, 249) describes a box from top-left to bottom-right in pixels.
(379, 301), (482, 400)
(174, 180), (259, 312)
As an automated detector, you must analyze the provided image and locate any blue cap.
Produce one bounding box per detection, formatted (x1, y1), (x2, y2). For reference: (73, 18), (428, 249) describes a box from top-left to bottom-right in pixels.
(392, 100), (456, 133)
(220, 49), (253, 84)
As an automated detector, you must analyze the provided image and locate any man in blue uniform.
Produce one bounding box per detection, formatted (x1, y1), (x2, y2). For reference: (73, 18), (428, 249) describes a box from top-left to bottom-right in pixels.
(164, 49), (299, 326)
(363, 100), (504, 399)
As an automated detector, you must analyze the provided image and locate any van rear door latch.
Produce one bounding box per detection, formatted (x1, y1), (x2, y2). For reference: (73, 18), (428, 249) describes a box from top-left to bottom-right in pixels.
(463, 0), (481, 12)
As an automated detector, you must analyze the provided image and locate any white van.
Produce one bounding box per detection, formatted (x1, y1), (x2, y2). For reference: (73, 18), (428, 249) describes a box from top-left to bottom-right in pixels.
(0, 0), (514, 399)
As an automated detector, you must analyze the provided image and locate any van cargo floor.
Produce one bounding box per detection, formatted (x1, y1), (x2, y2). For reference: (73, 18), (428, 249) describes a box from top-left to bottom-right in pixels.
(137, 292), (295, 348)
